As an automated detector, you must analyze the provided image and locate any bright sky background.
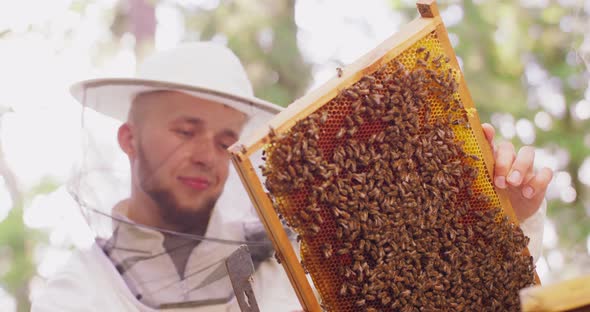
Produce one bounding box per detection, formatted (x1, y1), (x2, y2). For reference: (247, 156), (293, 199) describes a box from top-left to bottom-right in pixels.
(0, 0), (589, 309)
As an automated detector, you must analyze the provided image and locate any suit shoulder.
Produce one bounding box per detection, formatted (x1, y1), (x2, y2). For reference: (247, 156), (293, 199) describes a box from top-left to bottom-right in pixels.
(31, 246), (113, 311)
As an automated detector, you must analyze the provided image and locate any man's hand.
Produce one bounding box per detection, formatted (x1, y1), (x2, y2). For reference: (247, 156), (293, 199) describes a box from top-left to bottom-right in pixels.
(482, 123), (553, 222)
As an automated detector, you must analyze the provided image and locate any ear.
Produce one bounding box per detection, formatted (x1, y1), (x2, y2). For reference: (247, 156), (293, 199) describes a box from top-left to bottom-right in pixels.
(118, 123), (136, 158)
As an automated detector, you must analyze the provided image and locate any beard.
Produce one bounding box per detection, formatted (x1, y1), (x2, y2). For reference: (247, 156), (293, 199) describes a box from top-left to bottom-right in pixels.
(136, 140), (220, 234)
(148, 188), (217, 233)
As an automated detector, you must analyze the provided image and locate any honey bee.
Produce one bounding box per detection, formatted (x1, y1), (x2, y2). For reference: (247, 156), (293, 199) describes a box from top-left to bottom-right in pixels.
(306, 202), (320, 212)
(300, 260), (308, 274)
(340, 209), (351, 219)
(337, 248), (350, 255)
(268, 126), (277, 138)
(318, 111), (329, 125)
(351, 99), (362, 111)
(299, 210), (311, 221)
(336, 67), (343, 78)
(344, 89), (359, 100)
(353, 114), (364, 125)
(372, 83), (384, 90)
(336, 227), (343, 239)
(339, 283), (347, 296)
(347, 126), (358, 137)
(309, 223), (321, 235)
(322, 243), (333, 259)
(368, 94), (381, 107)
(287, 165), (296, 177)
(433, 54), (443, 64)
(314, 213), (324, 224)
(381, 115), (395, 122)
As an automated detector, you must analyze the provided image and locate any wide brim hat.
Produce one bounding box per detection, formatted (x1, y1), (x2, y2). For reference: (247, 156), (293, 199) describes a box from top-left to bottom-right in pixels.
(70, 42), (283, 134)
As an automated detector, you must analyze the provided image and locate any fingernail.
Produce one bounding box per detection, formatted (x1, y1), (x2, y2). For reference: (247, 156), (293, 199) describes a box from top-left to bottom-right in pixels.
(508, 170), (521, 185)
(523, 186), (534, 199)
(495, 176), (506, 189)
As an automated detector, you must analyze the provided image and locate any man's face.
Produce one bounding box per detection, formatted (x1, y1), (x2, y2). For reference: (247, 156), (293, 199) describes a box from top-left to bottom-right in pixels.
(130, 91), (247, 230)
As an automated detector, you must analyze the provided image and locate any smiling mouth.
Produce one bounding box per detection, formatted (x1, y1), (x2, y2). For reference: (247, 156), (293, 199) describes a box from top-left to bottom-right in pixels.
(178, 177), (211, 191)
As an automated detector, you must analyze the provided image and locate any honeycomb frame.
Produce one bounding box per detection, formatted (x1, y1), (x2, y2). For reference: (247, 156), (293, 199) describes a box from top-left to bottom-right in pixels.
(229, 1), (539, 311)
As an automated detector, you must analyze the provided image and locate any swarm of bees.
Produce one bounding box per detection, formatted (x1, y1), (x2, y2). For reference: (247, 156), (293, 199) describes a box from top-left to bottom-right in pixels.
(261, 42), (535, 311)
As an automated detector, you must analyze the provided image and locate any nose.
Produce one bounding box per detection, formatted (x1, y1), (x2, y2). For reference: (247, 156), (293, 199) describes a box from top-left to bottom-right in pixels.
(187, 133), (216, 169)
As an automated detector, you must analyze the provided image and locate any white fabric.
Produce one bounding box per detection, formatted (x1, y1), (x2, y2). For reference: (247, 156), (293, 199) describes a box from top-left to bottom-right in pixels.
(31, 243), (302, 312)
(32, 193), (302, 311)
(70, 42), (283, 128)
(74, 81), (278, 139)
(103, 200), (239, 307)
(521, 199), (547, 263)
(137, 42), (254, 99)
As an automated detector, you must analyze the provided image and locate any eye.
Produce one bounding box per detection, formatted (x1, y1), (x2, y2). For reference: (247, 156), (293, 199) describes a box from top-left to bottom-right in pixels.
(174, 129), (194, 137)
(217, 137), (237, 150)
(217, 141), (231, 150)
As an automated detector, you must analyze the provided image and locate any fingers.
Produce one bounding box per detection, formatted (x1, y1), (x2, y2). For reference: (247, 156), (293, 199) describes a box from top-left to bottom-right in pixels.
(522, 167), (553, 199)
(481, 123), (495, 150)
(494, 141), (515, 189)
(506, 146), (535, 187)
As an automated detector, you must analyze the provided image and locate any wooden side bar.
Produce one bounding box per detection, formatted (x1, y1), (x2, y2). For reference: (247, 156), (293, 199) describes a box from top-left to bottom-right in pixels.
(229, 149), (321, 311)
(432, 7), (540, 285)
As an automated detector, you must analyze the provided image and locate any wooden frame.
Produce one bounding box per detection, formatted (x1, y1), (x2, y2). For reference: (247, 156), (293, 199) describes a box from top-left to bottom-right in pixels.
(520, 275), (590, 311)
(229, 1), (537, 310)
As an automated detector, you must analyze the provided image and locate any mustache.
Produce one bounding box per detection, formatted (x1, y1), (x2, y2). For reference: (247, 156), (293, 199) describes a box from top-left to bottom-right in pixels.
(136, 137), (216, 184)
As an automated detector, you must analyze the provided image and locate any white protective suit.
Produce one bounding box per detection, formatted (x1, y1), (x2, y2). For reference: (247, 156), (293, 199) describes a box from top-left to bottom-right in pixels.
(31, 199), (303, 312)
(31, 200), (546, 312)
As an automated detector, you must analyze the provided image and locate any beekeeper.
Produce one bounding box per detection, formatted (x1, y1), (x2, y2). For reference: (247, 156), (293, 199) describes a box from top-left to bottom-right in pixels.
(32, 42), (551, 311)
(32, 42), (302, 311)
